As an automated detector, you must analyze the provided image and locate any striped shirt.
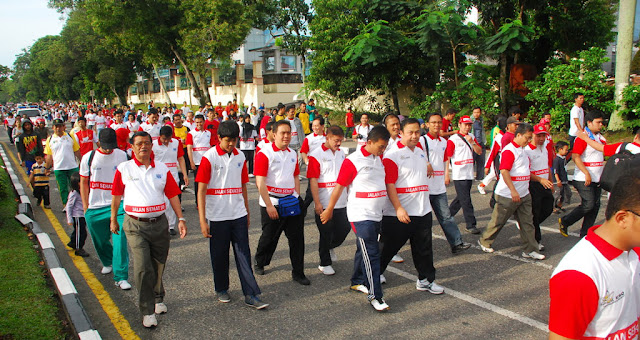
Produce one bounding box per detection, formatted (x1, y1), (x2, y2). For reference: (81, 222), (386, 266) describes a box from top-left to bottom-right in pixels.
(31, 163), (49, 187)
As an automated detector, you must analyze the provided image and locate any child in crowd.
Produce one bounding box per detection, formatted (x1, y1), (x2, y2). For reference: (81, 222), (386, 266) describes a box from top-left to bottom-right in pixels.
(553, 141), (571, 213)
(29, 152), (50, 209)
(66, 172), (89, 257)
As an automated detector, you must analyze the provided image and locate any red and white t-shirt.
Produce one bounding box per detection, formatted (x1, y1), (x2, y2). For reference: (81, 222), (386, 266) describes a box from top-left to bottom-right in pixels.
(74, 129), (96, 156)
(138, 122), (162, 140)
(306, 144), (347, 209)
(549, 225), (640, 340)
(85, 113), (96, 126)
(447, 133), (477, 180)
(125, 121), (140, 136)
(383, 141), (432, 217)
(239, 126), (257, 151)
(573, 134), (606, 183)
(525, 143), (553, 180)
(603, 142), (640, 157)
(300, 133), (326, 155)
(485, 131), (504, 169)
(186, 129), (214, 166)
(495, 141), (530, 199)
(110, 122), (127, 131)
(336, 146), (387, 222)
(95, 115), (107, 130)
(112, 156), (181, 218)
(79, 148), (128, 209)
(353, 124), (372, 147)
(183, 119), (196, 132)
(254, 142), (300, 207)
(152, 138), (184, 183)
(4, 117), (15, 127)
(420, 133), (453, 195)
(195, 145), (249, 222)
(256, 140), (270, 155)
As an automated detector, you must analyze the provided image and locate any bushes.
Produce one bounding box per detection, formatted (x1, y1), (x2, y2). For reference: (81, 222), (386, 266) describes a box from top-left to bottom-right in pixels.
(619, 85), (640, 130)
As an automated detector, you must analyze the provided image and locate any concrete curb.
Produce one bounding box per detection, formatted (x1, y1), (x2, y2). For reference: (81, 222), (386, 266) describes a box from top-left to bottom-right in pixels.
(1, 146), (102, 340)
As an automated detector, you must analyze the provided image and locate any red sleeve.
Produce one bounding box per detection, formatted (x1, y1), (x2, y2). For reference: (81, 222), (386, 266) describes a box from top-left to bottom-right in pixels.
(138, 126), (143, 132)
(549, 270), (599, 338)
(485, 141), (500, 168)
(111, 169), (125, 195)
(185, 133), (193, 146)
(195, 156), (211, 184)
(336, 159), (358, 187)
(255, 145), (261, 154)
(210, 133), (217, 146)
(382, 158), (398, 184)
(444, 139), (455, 161)
(352, 127), (358, 137)
(241, 161), (249, 183)
(306, 156), (321, 179)
(254, 152), (269, 177)
(572, 138), (587, 155)
(300, 137), (310, 154)
(176, 140), (185, 158)
(164, 170), (181, 199)
(499, 150), (515, 171)
(546, 144), (554, 167)
(603, 142), (622, 157)
(293, 158), (300, 176)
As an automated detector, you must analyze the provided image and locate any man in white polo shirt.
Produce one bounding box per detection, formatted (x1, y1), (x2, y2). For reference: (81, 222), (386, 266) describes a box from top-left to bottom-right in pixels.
(85, 109), (96, 130)
(80, 128), (131, 289)
(320, 126), (391, 312)
(110, 131), (187, 328)
(110, 110), (127, 131)
(45, 118), (81, 206)
(186, 114), (215, 207)
(568, 92), (585, 151)
(478, 123), (545, 260)
(549, 173), (640, 340)
(307, 125), (350, 276)
(380, 118), (444, 294)
(253, 120), (309, 285)
(447, 115), (483, 234)
(138, 108), (162, 140)
(196, 121), (268, 309)
(560, 110), (606, 238)
(153, 126), (188, 236)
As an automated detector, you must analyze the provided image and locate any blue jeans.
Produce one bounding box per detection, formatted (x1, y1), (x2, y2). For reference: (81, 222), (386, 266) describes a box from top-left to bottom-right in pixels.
(430, 193), (463, 247)
(351, 220), (383, 301)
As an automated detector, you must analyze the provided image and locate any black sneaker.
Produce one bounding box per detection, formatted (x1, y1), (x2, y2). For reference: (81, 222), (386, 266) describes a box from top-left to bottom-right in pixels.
(466, 227), (481, 234)
(292, 274), (311, 285)
(254, 265), (265, 275)
(75, 249), (89, 257)
(245, 295), (269, 310)
(66, 242), (76, 250)
(451, 242), (471, 254)
(559, 218), (568, 237)
(169, 228), (177, 236)
(217, 291), (231, 303)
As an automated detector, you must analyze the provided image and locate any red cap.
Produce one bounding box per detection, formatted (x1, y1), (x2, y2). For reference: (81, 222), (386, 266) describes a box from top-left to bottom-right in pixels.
(534, 123), (549, 135)
(459, 115), (472, 124)
(115, 128), (130, 150)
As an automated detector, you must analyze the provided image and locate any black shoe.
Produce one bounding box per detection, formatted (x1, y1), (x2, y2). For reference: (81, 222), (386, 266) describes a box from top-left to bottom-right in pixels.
(75, 249), (89, 257)
(292, 274), (311, 285)
(254, 266), (265, 275)
(466, 227), (481, 234)
(451, 242), (472, 254)
(169, 228), (177, 236)
(245, 295), (269, 310)
(66, 242), (76, 250)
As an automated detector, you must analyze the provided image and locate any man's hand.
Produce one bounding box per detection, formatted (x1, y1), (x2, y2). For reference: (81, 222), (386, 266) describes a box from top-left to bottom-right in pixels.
(266, 205), (279, 220)
(200, 220), (211, 238)
(484, 168), (490, 176)
(110, 220), (120, 235)
(511, 190), (521, 203)
(178, 220), (187, 238)
(427, 163), (434, 178)
(320, 209), (333, 224)
(557, 182), (563, 188)
(183, 176), (189, 187)
(190, 161), (196, 169)
(540, 178), (554, 190)
(584, 173), (592, 186)
(314, 202), (324, 216)
(444, 173), (450, 186)
(396, 207), (411, 224)
(464, 134), (473, 143)
(576, 129), (588, 141)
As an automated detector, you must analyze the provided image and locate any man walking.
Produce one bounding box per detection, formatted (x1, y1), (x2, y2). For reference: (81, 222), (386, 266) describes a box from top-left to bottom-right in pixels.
(186, 114), (215, 207)
(110, 131), (187, 328)
(139, 108), (162, 140)
(16, 120), (42, 175)
(568, 93), (585, 150)
(45, 118), (81, 206)
(471, 107), (486, 181)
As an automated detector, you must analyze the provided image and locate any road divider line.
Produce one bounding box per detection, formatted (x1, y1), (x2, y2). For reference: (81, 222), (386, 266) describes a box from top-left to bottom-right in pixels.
(3, 142), (140, 340)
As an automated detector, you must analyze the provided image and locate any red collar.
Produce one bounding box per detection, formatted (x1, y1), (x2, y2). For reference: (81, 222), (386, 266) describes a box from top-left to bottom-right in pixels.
(216, 144), (239, 156)
(397, 141), (423, 150)
(585, 225), (623, 261)
(457, 132), (467, 138)
(271, 142), (290, 152)
(321, 144), (329, 151)
(426, 132), (440, 140)
(133, 153), (155, 168)
(313, 133), (326, 137)
(511, 141), (520, 148)
(97, 148), (113, 155)
(527, 143), (536, 150)
(361, 146), (372, 157)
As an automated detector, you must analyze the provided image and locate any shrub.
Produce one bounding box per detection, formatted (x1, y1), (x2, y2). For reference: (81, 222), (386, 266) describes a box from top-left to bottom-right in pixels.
(618, 85), (640, 130)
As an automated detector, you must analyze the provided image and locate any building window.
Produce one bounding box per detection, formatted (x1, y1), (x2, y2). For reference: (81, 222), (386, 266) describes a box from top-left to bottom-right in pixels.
(264, 56), (275, 71)
(281, 56), (296, 72)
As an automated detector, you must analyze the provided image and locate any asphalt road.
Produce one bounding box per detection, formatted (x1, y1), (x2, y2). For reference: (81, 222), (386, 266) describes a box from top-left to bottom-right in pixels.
(3, 133), (606, 340)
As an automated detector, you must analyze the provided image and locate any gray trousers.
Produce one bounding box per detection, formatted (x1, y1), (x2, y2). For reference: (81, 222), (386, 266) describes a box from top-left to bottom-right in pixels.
(123, 214), (170, 316)
(479, 194), (538, 253)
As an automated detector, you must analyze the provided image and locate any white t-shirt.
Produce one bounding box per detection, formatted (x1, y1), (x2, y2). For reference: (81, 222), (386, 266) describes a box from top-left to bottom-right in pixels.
(44, 133), (80, 170)
(95, 115), (107, 130)
(85, 113), (96, 126)
(79, 149), (128, 209)
(569, 105), (584, 137)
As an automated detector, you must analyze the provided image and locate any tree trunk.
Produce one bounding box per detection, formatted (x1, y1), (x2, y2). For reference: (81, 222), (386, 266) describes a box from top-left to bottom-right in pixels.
(170, 45), (203, 106)
(451, 43), (459, 88)
(301, 54), (306, 83)
(198, 71), (213, 105)
(153, 64), (172, 106)
(610, 0), (637, 131)
(499, 53), (508, 115)
(434, 55), (442, 113)
(391, 87), (400, 115)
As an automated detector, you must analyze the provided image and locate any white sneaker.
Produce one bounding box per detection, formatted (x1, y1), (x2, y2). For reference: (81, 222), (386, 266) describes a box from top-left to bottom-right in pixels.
(477, 240), (494, 253)
(329, 248), (338, 262)
(391, 255), (404, 263)
(101, 266), (113, 274)
(522, 251), (545, 260)
(142, 314), (157, 328)
(416, 279), (445, 294)
(248, 174), (255, 178)
(380, 274), (386, 284)
(538, 243), (545, 251)
(350, 284), (369, 294)
(155, 302), (168, 314)
(318, 265), (335, 275)
(370, 298), (390, 312)
(477, 184), (487, 195)
(115, 280), (132, 290)
(514, 220), (521, 230)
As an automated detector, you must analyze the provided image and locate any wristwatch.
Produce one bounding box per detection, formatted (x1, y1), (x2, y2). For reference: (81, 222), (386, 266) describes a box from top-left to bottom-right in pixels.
(178, 217), (186, 222)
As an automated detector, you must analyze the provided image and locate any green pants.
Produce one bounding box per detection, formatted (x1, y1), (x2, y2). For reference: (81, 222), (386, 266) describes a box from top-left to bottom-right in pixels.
(479, 193), (538, 253)
(123, 214), (170, 316)
(85, 205), (129, 282)
(54, 168), (79, 205)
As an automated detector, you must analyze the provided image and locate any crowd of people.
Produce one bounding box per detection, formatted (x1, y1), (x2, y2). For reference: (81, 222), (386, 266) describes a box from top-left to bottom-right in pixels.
(2, 94), (639, 337)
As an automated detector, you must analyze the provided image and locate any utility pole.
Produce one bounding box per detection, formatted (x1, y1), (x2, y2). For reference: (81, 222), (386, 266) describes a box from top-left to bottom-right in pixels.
(610, 0), (637, 130)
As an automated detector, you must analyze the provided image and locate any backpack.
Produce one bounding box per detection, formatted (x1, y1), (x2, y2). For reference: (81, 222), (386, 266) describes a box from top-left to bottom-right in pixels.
(600, 143), (640, 192)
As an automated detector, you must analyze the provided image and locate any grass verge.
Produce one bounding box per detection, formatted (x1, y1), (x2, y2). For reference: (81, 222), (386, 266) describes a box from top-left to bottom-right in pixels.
(0, 165), (67, 339)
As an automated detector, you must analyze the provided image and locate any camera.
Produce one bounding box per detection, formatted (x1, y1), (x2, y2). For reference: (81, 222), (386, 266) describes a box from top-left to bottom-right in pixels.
(356, 134), (363, 139)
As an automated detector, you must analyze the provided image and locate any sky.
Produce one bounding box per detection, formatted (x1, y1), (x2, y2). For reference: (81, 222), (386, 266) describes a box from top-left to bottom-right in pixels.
(0, 0), (65, 67)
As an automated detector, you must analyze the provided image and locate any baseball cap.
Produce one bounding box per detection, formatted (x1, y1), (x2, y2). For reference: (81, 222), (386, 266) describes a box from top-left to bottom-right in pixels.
(539, 118), (550, 125)
(99, 128), (118, 150)
(506, 117), (522, 125)
(115, 128), (130, 150)
(52, 118), (65, 126)
(458, 115), (473, 124)
(534, 124), (549, 135)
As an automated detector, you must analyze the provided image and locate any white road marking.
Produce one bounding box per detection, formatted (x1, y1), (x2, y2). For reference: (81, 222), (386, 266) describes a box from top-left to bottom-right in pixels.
(540, 226), (580, 238)
(385, 265), (548, 331)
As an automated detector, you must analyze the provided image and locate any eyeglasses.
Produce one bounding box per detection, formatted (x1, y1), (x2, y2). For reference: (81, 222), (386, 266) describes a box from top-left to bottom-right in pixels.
(628, 210), (640, 218)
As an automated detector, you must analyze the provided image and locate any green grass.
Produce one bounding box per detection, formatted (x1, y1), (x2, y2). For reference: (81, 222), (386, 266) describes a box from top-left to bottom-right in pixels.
(0, 169), (66, 339)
